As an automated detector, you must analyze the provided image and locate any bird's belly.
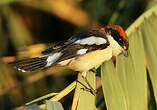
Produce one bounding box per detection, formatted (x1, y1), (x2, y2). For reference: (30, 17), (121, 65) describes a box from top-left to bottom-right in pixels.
(58, 46), (112, 72)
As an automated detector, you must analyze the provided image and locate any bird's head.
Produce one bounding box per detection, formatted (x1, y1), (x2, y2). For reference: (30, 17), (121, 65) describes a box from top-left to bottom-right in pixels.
(104, 25), (129, 57)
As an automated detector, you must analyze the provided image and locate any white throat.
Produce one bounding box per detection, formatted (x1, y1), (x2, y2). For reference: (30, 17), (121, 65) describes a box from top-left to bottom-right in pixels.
(107, 35), (122, 56)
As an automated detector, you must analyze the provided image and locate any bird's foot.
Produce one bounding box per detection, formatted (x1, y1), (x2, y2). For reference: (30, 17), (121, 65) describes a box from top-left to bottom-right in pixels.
(76, 79), (97, 96)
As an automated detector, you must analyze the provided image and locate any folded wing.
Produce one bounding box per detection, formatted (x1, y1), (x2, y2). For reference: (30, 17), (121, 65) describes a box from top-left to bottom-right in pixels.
(9, 29), (109, 72)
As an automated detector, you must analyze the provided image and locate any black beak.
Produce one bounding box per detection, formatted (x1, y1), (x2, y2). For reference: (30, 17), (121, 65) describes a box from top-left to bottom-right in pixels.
(122, 49), (128, 57)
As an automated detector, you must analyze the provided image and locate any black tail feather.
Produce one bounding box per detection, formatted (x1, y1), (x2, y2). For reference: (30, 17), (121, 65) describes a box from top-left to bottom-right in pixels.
(21, 61), (47, 71)
(9, 56), (48, 72)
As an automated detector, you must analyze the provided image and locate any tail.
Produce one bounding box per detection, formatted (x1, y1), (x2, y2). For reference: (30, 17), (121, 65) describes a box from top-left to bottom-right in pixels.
(9, 52), (63, 72)
(8, 56), (48, 72)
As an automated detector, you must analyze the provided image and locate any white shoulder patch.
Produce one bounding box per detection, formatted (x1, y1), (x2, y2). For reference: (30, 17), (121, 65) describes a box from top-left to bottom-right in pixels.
(74, 36), (107, 45)
(18, 68), (26, 72)
(46, 52), (62, 67)
(77, 49), (88, 55)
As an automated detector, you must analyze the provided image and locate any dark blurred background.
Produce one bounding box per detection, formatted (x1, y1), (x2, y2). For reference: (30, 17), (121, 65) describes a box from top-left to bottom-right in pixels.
(0, 0), (156, 109)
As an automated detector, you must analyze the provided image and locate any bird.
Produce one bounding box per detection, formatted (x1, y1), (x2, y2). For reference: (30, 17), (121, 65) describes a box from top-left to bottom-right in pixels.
(9, 25), (129, 96)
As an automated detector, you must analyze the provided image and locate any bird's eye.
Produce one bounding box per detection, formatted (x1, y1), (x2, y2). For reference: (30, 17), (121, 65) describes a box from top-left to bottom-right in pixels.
(119, 38), (123, 44)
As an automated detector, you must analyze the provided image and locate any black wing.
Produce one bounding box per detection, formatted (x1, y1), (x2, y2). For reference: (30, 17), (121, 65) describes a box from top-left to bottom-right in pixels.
(41, 37), (78, 55)
(41, 29), (106, 55)
(56, 43), (109, 63)
(54, 29), (110, 62)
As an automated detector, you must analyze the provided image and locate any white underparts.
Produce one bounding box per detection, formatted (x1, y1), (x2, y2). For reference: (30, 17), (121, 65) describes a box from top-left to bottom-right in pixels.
(74, 36), (107, 45)
(59, 47), (112, 72)
(77, 49), (88, 55)
(46, 52), (62, 67)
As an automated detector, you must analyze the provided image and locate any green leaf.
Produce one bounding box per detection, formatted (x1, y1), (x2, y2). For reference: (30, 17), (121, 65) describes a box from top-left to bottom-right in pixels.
(26, 93), (57, 105)
(141, 10), (157, 103)
(72, 72), (97, 110)
(101, 61), (127, 110)
(101, 4), (157, 110)
(50, 81), (76, 101)
(46, 100), (64, 110)
(23, 105), (43, 110)
(116, 30), (147, 110)
(126, 4), (157, 105)
(26, 81), (76, 105)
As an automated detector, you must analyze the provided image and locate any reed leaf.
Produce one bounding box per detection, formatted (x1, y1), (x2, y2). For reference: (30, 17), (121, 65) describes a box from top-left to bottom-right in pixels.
(101, 4), (157, 110)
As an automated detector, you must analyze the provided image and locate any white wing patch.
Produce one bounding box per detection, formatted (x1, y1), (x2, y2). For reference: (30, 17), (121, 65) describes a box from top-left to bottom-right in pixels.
(18, 68), (26, 72)
(46, 52), (62, 67)
(74, 36), (107, 45)
(77, 49), (88, 55)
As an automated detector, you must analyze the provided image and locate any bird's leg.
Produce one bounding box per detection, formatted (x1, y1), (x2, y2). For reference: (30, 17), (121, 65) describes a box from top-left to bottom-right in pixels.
(81, 72), (97, 96)
(82, 75), (97, 96)
(75, 79), (89, 91)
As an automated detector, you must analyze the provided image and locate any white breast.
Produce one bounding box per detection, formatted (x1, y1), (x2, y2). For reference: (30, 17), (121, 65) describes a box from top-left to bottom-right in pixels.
(107, 35), (122, 56)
